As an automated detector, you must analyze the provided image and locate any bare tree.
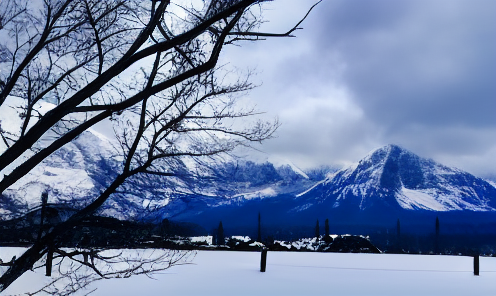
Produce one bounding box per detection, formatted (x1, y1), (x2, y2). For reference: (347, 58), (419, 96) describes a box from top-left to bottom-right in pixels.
(24, 248), (194, 295)
(0, 0), (319, 293)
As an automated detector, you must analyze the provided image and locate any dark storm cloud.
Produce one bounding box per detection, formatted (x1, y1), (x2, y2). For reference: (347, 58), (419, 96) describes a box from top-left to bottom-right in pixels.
(314, 0), (496, 129)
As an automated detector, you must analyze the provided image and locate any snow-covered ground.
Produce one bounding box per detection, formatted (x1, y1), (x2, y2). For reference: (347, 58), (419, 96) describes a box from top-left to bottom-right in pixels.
(2, 249), (496, 296)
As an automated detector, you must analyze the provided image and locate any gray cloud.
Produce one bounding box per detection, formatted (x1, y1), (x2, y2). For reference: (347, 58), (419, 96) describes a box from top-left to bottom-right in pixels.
(221, 0), (496, 176)
(320, 0), (496, 128)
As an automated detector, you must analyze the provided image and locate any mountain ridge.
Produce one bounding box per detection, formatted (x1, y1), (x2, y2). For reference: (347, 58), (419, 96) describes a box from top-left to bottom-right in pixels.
(1, 131), (496, 229)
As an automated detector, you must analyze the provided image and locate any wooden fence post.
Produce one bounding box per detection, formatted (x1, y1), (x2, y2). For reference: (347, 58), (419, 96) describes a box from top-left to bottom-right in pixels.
(46, 245), (53, 277)
(260, 248), (267, 272)
(473, 254), (479, 276)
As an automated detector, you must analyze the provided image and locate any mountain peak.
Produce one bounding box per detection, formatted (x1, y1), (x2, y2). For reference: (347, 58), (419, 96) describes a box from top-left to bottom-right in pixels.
(379, 143), (403, 152)
(363, 144), (412, 162)
(311, 144), (496, 212)
(334, 144), (420, 189)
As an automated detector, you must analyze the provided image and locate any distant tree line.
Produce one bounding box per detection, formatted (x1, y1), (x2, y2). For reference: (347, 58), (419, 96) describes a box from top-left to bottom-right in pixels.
(0, 212), (204, 248)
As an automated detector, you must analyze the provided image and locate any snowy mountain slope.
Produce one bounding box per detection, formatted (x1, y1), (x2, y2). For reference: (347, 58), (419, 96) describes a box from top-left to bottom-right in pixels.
(0, 96), (118, 216)
(0, 96), (325, 221)
(142, 161), (321, 222)
(0, 117), (320, 220)
(1, 130), (118, 217)
(1, 124), (198, 220)
(297, 144), (496, 212)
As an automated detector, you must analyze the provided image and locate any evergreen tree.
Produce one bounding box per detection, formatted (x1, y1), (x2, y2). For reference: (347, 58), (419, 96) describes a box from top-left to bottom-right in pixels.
(315, 219), (320, 239)
(435, 217), (440, 253)
(325, 219), (330, 237)
(257, 212), (262, 242)
(218, 221), (224, 246)
(396, 218), (401, 252)
(160, 218), (171, 238)
(435, 217), (440, 236)
(397, 218), (401, 238)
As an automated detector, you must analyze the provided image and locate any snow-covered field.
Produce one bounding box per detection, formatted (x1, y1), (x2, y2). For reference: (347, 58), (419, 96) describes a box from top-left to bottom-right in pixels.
(2, 248), (496, 296)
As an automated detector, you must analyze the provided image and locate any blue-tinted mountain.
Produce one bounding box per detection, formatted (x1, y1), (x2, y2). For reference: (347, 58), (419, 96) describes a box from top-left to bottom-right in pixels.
(297, 144), (496, 212)
(169, 145), (496, 235)
(2, 129), (495, 237)
(0, 129), (321, 221)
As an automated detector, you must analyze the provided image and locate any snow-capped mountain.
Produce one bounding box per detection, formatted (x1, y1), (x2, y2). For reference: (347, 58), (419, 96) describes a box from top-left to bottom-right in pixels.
(0, 126), (322, 220)
(1, 129), (119, 218)
(169, 145), (496, 233)
(297, 144), (496, 212)
(2, 134), (496, 234)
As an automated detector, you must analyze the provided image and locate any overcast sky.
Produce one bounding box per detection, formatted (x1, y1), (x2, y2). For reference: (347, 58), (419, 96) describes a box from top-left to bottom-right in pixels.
(218, 0), (496, 177)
